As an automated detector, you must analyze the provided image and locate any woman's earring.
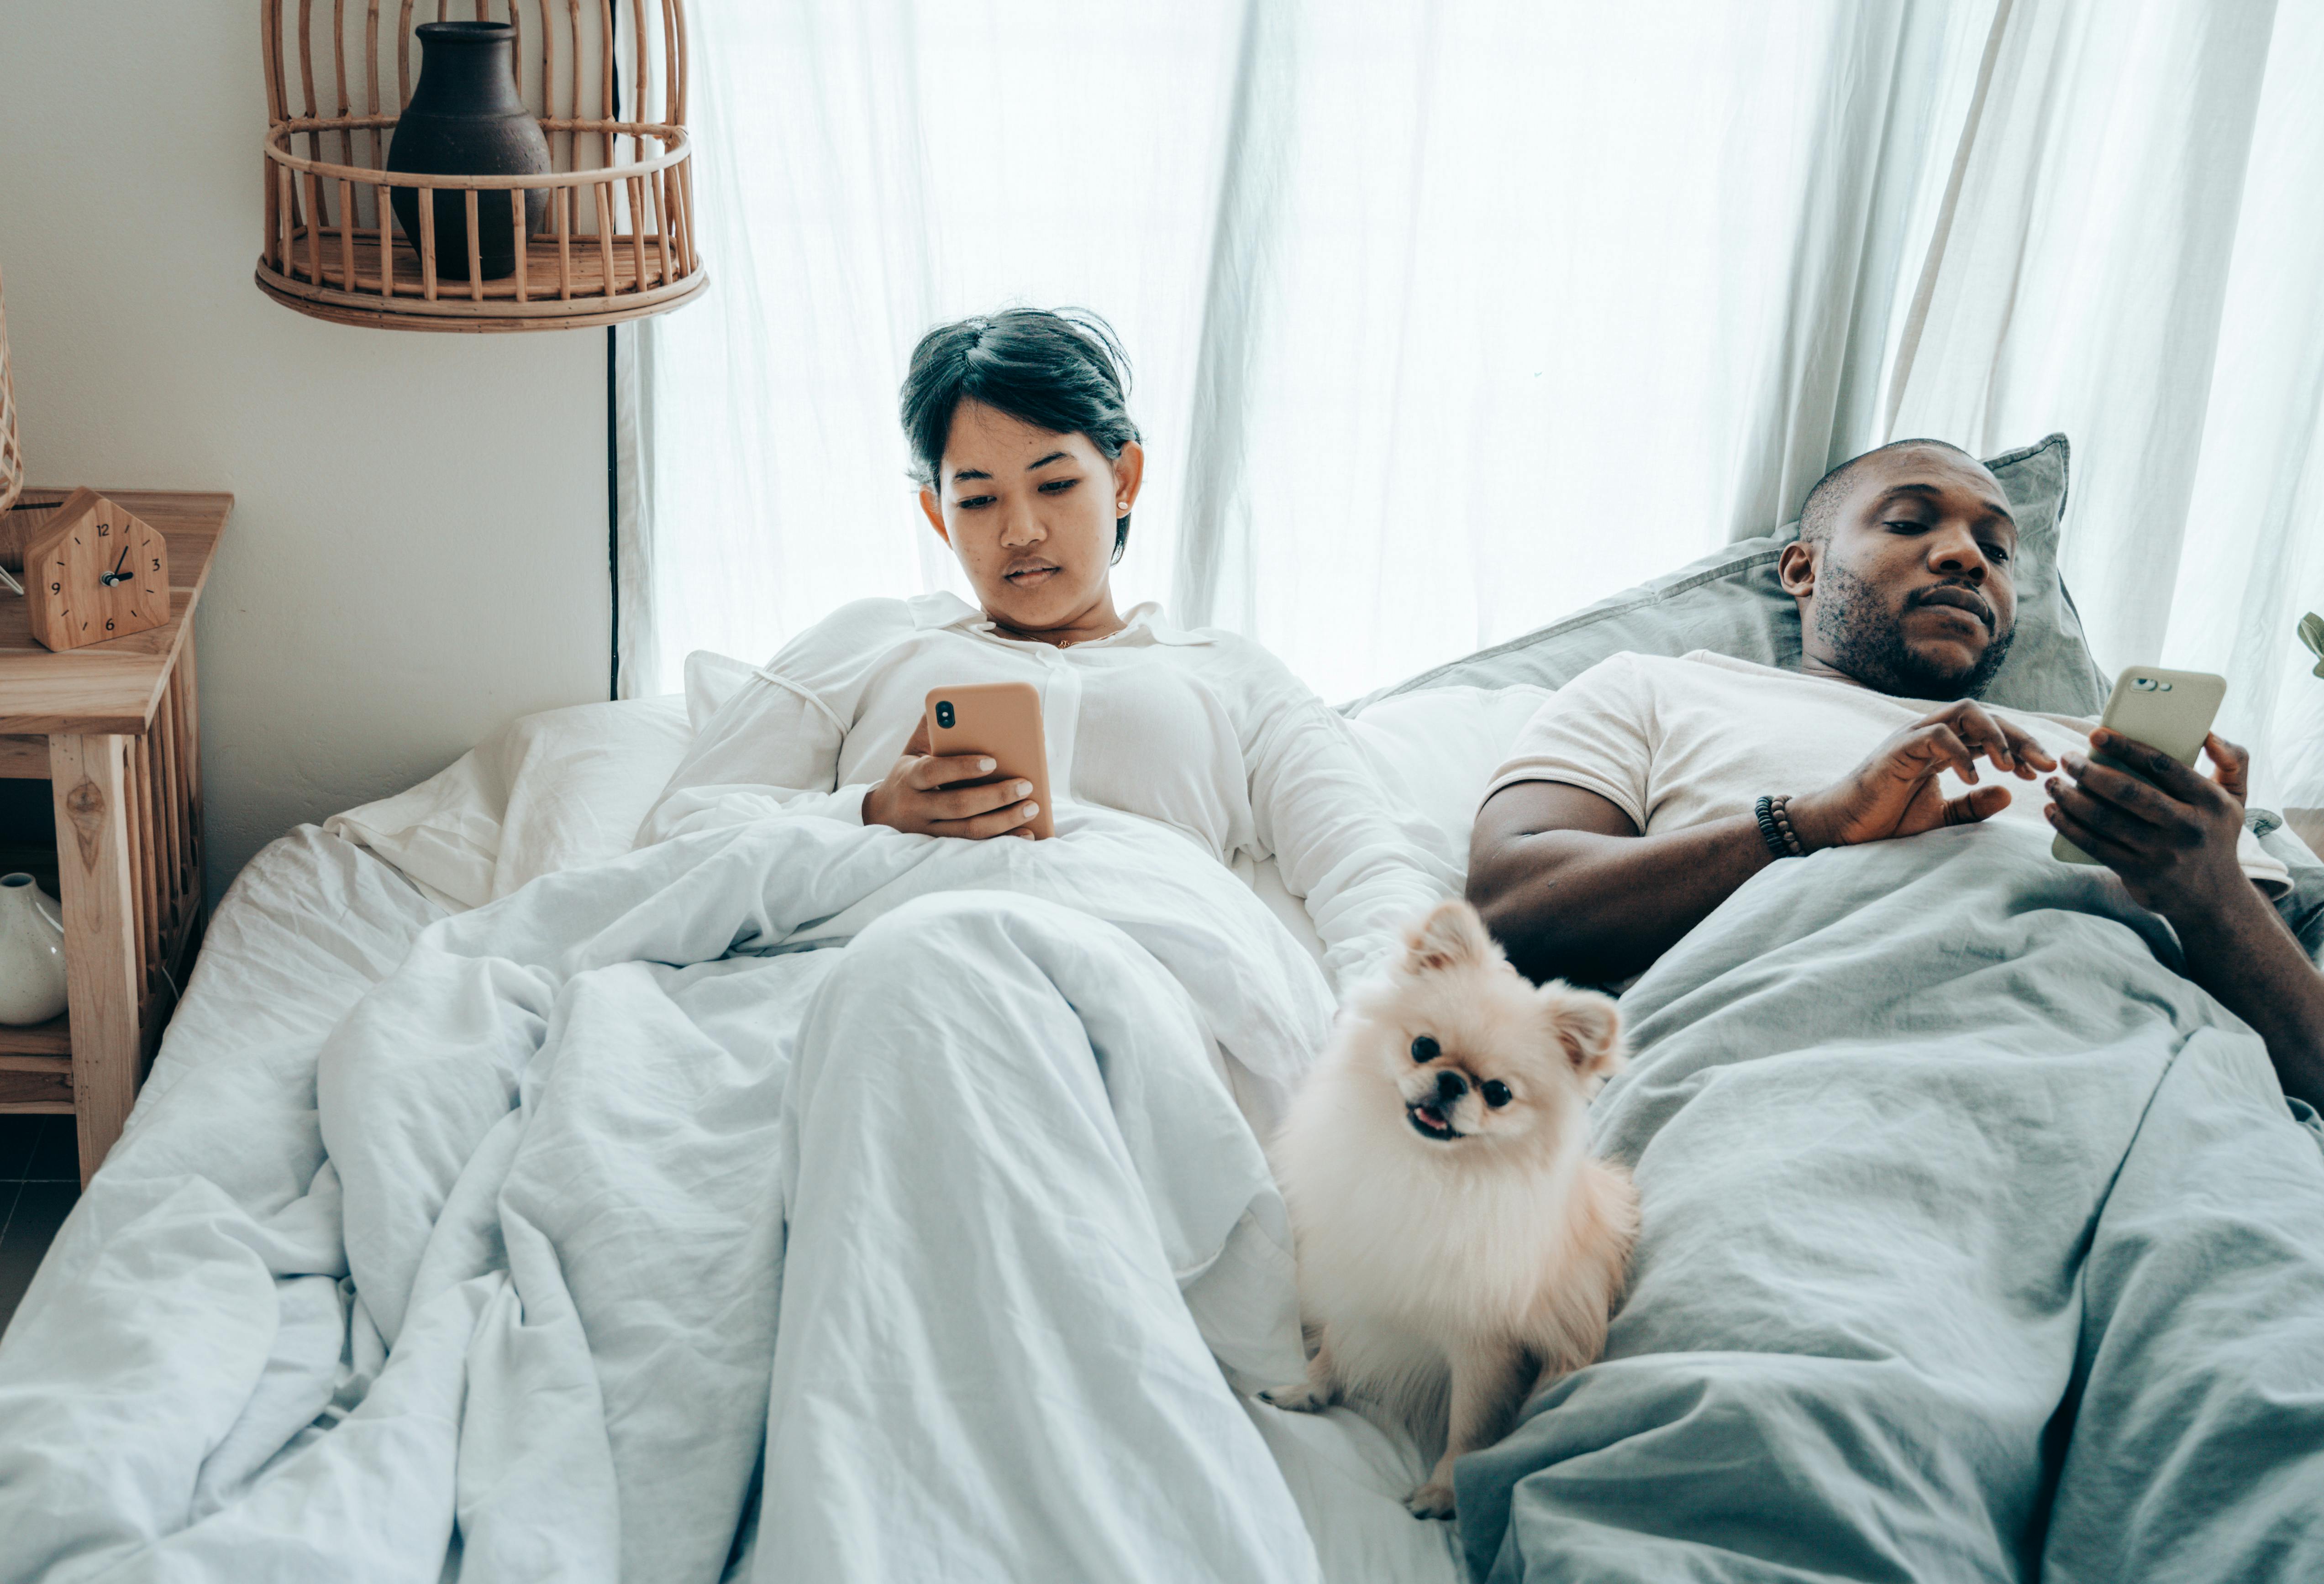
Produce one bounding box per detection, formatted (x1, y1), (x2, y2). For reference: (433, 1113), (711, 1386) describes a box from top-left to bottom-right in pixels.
(1116, 502), (1129, 513)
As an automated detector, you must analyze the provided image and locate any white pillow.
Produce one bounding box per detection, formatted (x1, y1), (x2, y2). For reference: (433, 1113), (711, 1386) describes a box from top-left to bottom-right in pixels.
(683, 649), (761, 730)
(321, 648), (835, 910)
(1345, 684), (1554, 867)
(327, 697), (689, 910)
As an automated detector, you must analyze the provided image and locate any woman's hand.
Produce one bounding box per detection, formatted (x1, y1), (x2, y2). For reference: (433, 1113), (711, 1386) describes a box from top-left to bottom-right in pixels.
(862, 719), (1041, 839)
(2042, 729), (2254, 922)
(1787, 700), (2059, 851)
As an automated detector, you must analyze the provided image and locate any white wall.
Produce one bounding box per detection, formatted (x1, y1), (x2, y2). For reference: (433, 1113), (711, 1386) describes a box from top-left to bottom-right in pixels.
(0, 1), (609, 900)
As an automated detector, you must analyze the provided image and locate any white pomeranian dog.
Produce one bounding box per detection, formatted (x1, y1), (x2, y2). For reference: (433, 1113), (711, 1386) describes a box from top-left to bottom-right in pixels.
(1261, 898), (1639, 1521)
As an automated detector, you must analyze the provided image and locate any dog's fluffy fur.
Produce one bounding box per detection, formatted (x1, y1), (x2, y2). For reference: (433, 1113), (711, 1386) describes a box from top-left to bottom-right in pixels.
(1262, 899), (1640, 1520)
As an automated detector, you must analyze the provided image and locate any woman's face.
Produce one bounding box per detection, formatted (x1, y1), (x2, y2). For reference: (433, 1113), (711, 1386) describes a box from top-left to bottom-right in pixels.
(919, 399), (1143, 635)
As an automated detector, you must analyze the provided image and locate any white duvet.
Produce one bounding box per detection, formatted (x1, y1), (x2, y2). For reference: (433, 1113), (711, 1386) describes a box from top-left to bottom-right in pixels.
(0, 682), (1550, 1583)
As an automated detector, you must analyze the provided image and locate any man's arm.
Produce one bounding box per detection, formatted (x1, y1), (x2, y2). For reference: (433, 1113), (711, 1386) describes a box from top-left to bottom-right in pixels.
(1467, 785), (1776, 986)
(2045, 730), (2324, 1110)
(2175, 904), (2324, 1111)
(1469, 699), (2060, 986)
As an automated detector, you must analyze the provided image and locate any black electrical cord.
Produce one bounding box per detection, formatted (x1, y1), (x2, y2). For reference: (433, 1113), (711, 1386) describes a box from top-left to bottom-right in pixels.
(606, 324), (619, 701)
(606, 44), (625, 703)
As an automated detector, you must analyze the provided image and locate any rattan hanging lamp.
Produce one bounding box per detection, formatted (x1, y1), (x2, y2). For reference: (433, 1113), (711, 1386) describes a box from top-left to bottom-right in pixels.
(257, 1), (706, 332)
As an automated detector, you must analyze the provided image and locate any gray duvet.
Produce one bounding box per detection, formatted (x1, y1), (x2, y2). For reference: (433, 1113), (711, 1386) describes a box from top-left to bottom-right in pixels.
(1457, 821), (2324, 1582)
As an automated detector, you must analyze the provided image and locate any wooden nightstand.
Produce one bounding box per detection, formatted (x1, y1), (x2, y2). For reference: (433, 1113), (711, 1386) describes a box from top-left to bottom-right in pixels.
(0, 489), (227, 1186)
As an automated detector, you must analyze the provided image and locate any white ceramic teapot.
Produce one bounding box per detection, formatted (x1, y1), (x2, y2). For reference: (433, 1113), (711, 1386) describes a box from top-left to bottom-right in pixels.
(0, 871), (68, 1025)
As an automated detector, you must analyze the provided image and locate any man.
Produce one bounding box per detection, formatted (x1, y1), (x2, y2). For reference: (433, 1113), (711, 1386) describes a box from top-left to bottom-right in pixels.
(1467, 438), (2324, 1108)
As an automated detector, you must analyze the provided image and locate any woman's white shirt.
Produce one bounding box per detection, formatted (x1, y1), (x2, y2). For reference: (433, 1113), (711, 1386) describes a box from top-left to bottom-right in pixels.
(636, 592), (1455, 985)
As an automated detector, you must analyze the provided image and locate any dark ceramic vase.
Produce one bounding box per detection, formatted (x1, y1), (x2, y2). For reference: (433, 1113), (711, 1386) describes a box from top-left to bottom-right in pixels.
(387, 22), (550, 281)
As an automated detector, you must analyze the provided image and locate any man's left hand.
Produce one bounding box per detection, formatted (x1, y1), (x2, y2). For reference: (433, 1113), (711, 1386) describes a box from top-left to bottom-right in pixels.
(2044, 730), (2255, 922)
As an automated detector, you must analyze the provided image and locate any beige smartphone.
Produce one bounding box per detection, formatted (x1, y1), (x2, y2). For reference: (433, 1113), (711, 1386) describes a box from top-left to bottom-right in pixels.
(2053, 664), (2226, 864)
(923, 682), (1055, 840)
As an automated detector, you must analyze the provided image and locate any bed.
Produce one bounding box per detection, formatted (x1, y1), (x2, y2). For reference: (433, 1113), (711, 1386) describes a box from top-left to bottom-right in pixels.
(3, 436), (2322, 1582)
(0, 679), (1541, 1584)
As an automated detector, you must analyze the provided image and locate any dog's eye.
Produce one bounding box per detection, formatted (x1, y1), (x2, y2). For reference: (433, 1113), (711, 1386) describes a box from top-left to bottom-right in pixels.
(1481, 1080), (1512, 1108)
(1410, 1035), (1439, 1064)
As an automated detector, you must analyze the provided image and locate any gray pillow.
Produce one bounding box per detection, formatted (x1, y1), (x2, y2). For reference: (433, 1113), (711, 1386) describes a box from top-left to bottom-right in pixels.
(1351, 433), (2108, 718)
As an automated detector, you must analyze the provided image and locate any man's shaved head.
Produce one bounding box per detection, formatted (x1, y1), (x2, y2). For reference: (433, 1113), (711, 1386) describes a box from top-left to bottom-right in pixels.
(1798, 438), (1978, 545)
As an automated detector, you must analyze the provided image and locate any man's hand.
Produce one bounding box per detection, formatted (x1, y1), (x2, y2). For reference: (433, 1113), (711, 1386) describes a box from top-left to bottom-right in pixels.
(2043, 730), (2251, 920)
(862, 719), (1041, 839)
(1788, 701), (2060, 851)
(2049, 729), (2324, 1112)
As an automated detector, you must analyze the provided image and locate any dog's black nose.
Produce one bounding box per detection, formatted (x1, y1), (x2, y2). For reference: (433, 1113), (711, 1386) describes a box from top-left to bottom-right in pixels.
(1435, 1069), (1468, 1104)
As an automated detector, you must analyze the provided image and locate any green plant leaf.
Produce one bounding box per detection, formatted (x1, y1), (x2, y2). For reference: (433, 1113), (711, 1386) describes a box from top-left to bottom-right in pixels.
(2303, 610), (2324, 658)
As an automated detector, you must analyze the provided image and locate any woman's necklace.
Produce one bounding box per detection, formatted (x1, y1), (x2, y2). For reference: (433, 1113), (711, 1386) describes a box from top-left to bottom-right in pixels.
(996, 620), (1123, 649)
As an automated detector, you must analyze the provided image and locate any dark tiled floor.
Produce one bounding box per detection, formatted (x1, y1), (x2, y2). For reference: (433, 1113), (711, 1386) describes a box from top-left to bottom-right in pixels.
(0, 1113), (80, 1341)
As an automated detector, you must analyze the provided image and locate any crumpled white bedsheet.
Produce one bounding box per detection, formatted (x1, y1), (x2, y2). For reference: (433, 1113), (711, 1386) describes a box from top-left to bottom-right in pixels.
(0, 807), (1462, 1584)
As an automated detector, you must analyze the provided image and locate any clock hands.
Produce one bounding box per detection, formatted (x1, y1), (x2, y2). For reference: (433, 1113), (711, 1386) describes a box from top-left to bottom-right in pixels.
(100, 541), (134, 586)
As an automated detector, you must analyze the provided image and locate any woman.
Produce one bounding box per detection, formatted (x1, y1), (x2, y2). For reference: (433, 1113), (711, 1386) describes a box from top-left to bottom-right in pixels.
(641, 308), (1446, 1003)
(637, 309), (1452, 1581)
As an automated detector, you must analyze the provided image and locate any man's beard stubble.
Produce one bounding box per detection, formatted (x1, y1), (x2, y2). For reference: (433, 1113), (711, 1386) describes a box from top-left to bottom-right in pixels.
(1813, 556), (2016, 702)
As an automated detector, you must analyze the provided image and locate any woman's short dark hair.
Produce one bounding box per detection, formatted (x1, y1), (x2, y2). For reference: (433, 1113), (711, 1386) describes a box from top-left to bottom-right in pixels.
(901, 308), (1141, 562)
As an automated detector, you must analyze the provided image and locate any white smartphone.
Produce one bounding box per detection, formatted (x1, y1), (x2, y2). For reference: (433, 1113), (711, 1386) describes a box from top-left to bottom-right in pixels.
(2052, 664), (2226, 865)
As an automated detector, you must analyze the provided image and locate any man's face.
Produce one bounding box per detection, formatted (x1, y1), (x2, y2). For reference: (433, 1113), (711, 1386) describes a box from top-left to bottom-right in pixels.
(1782, 446), (2021, 700)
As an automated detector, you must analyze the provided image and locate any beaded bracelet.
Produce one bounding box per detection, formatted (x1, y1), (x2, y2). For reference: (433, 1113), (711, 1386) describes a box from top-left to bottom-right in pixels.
(1770, 793), (1807, 856)
(1754, 794), (1809, 858)
(1754, 795), (1787, 858)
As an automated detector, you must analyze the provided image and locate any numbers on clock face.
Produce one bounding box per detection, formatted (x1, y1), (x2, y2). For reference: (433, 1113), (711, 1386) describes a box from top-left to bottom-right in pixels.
(39, 519), (166, 647)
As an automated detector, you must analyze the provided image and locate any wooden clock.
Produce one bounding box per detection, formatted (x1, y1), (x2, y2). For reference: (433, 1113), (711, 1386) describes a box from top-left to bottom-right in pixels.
(23, 487), (170, 651)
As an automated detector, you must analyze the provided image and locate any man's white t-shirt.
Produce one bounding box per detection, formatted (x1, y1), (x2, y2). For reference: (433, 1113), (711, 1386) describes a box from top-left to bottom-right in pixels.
(1483, 649), (2290, 895)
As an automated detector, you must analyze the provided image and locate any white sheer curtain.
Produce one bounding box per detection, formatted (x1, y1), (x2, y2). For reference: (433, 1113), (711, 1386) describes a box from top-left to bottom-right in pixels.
(1888, 0), (2324, 807)
(1165, 0), (1999, 693)
(626, 0), (2324, 802)
(619, 0), (1250, 693)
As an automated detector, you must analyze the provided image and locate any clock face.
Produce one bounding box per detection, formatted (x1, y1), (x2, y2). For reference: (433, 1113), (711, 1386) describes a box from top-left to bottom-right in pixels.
(35, 499), (169, 647)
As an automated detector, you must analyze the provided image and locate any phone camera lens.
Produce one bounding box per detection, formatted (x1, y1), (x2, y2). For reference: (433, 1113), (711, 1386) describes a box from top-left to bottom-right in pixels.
(2133, 677), (2157, 691)
(936, 701), (955, 729)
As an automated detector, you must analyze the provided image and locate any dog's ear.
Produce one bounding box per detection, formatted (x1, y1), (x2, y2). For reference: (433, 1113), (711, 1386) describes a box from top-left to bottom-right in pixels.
(1541, 983), (1624, 1078)
(1402, 900), (1493, 974)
